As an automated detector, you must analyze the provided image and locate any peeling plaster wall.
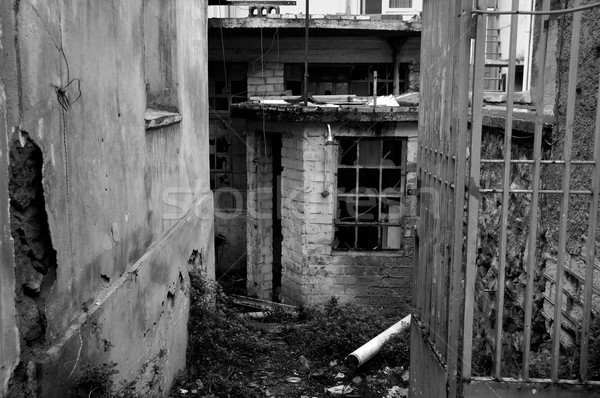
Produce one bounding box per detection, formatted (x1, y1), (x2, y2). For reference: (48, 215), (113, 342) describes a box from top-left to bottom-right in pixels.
(1, 0), (212, 396)
(0, 10), (21, 392)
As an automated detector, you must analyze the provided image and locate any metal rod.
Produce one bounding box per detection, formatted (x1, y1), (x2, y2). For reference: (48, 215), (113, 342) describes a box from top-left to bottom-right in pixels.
(480, 189), (592, 195)
(494, 0), (519, 378)
(373, 71), (378, 108)
(303, 0), (309, 107)
(579, 69), (600, 381)
(481, 159), (596, 165)
(448, 0), (473, 394)
(462, 0), (487, 380)
(523, 0), (550, 380)
(552, 0), (582, 381)
(472, 1), (600, 15)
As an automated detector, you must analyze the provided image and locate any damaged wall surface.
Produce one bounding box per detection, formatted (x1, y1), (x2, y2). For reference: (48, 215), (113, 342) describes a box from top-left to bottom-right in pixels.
(0, 0), (213, 396)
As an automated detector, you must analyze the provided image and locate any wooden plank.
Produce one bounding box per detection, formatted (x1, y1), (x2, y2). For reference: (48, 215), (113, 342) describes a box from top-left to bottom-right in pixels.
(523, 0), (551, 380)
(462, 1), (487, 381)
(551, 0), (582, 381)
(579, 65), (600, 381)
(494, 0), (519, 379)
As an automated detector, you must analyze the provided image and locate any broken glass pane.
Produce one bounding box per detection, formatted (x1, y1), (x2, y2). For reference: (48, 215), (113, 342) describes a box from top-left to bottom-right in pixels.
(382, 169), (402, 193)
(216, 155), (229, 170)
(359, 169), (379, 193)
(357, 226), (379, 250)
(216, 136), (230, 153)
(382, 140), (402, 166)
(359, 140), (381, 166)
(337, 197), (355, 222)
(334, 226), (356, 250)
(339, 139), (357, 165)
(381, 197), (402, 223)
(337, 168), (356, 193)
(357, 196), (378, 222)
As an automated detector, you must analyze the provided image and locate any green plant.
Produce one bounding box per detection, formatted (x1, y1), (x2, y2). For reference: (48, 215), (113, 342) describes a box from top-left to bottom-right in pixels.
(70, 362), (118, 398)
(281, 297), (407, 365)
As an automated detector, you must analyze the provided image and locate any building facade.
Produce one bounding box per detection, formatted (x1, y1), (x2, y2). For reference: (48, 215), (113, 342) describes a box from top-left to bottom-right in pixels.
(0, 0), (213, 396)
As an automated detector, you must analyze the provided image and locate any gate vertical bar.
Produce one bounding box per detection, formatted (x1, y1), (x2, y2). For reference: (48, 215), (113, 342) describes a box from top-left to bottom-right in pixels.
(447, 0), (472, 394)
(462, 0), (487, 381)
(493, 0), (519, 379)
(579, 69), (600, 381)
(523, 0), (550, 380)
(551, 0), (582, 381)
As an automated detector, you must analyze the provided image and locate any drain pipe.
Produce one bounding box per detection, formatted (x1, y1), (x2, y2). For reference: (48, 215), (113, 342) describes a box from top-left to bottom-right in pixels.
(345, 314), (411, 368)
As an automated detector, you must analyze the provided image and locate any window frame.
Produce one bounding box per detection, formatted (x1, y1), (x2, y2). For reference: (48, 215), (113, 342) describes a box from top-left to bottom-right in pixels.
(334, 137), (407, 251)
(284, 63), (397, 97)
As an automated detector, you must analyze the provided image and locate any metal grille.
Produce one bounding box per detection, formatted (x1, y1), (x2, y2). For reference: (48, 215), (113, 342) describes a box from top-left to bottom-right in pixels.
(413, 0), (600, 396)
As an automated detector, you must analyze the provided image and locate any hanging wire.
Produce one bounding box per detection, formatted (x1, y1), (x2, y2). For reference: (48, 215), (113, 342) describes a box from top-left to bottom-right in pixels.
(49, 48), (81, 112)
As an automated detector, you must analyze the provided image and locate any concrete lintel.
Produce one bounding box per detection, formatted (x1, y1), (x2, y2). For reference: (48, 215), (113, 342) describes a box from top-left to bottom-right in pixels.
(232, 104), (418, 123)
(208, 17), (421, 32)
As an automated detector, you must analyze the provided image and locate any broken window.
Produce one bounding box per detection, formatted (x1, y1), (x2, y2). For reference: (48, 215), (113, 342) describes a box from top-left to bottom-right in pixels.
(209, 119), (247, 210)
(209, 63), (248, 112)
(284, 64), (401, 96)
(334, 138), (406, 251)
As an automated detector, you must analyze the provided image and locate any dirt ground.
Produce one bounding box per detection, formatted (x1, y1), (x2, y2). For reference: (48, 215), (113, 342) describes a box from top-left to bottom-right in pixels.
(169, 272), (410, 398)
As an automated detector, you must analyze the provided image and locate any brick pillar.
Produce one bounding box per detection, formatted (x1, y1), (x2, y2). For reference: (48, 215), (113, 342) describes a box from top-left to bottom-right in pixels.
(246, 130), (274, 299)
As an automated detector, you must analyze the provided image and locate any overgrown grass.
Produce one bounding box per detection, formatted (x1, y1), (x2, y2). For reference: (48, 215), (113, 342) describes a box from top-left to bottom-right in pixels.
(279, 297), (410, 368)
(170, 271), (412, 397)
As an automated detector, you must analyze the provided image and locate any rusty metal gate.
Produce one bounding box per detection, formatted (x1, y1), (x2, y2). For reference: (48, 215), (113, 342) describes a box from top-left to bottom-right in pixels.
(411, 0), (600, 397)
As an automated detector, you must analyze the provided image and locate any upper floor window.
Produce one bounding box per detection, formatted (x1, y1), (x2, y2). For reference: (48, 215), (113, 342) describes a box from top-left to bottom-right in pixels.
(334, 138), (406, 251)
(389, 0), (413, 8)
(284, 64), (408, 97)
(208, 63), (247, 112)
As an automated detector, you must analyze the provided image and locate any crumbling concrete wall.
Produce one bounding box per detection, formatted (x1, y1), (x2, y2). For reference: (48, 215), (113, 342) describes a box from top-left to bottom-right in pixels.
(0, 9), (21, 391)
(1, 0), (213, 396)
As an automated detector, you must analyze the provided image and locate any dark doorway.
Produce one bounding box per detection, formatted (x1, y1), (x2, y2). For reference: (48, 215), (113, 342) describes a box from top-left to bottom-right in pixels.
(271, 134), (283, 302)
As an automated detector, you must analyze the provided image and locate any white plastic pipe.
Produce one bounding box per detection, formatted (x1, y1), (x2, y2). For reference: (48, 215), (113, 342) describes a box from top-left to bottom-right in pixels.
(345, 314), (411, 368)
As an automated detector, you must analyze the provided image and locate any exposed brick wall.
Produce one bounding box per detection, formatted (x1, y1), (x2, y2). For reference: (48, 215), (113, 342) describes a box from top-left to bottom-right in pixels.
(246, 130), (274, 299)
(279, 125), (418, 312)
(247, 62), (285, 97)
(280, 132), (306, 303)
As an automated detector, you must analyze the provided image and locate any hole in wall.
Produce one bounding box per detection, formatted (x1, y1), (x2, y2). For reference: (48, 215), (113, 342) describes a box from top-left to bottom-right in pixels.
(9, 131), (58, 349)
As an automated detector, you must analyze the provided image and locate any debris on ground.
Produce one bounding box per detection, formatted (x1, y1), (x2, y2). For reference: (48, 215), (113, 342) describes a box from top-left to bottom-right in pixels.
(169, 272), (411, 397)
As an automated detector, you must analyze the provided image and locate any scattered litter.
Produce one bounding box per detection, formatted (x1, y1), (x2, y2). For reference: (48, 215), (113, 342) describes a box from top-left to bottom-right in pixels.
(385, 386), (409, 398)
(334, 372), (345, 380)
(352, 376), (362, 384)
(248, 382), (260, 388)
(366, 95), (400, 107)
(326, 384), (354, 395)
(299, 355), (310, 369)
(401, 370), (410, 383)
(286, 376), (302, 383)
(179, 389), (188, 394)
(382, 366), (393, 375)
(329, 360), (338, 367)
